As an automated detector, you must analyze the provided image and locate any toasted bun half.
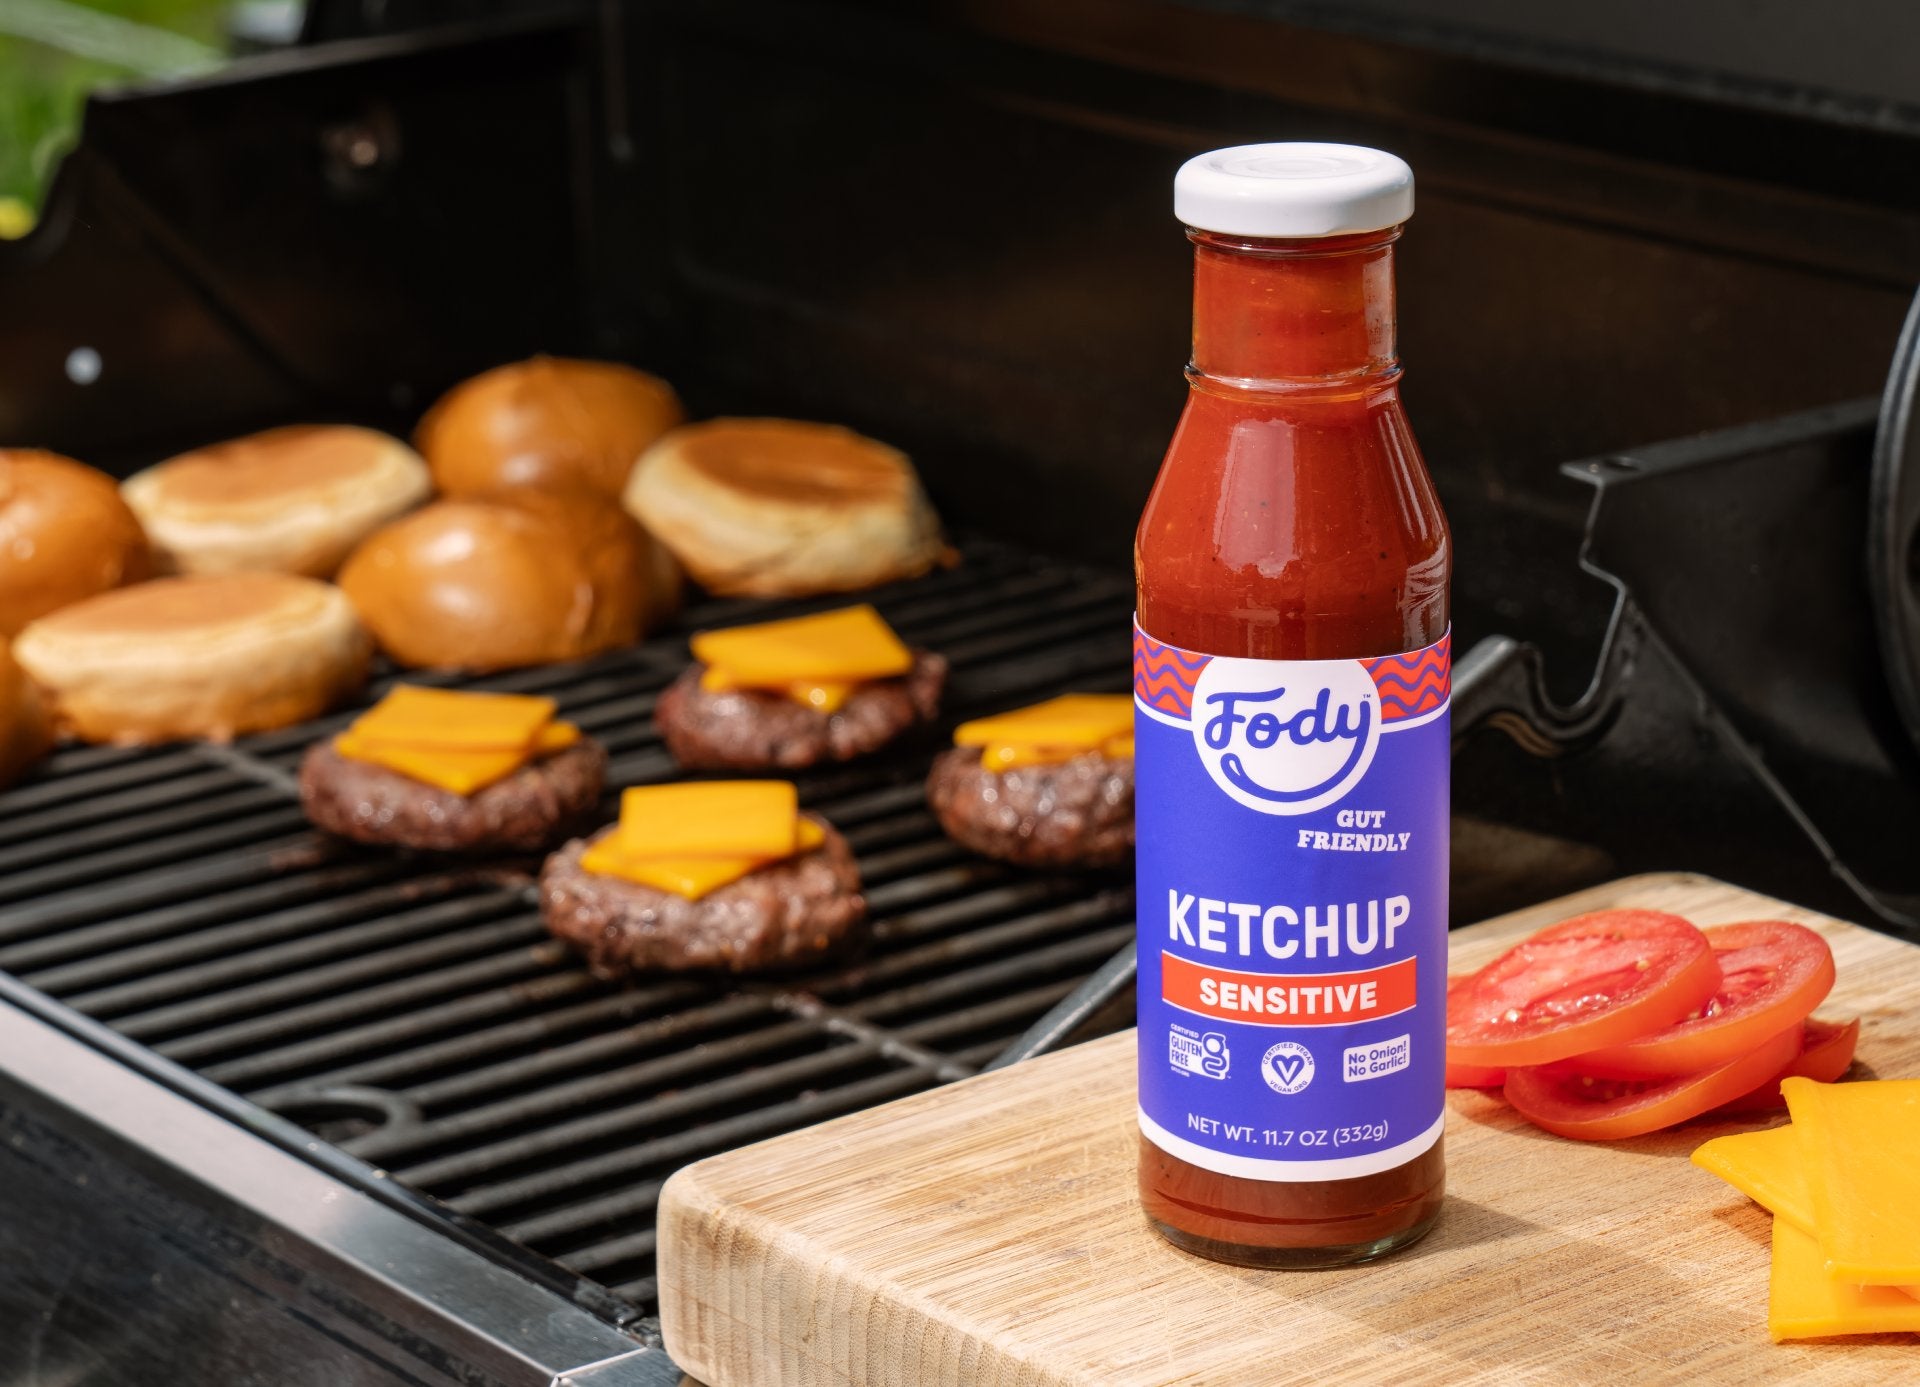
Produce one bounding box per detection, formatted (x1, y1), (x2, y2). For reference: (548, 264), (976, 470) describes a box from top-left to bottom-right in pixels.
(123, 425), (431, 578)
(417, 356), (684, 499)
(338, 491), (666, 671)
(14, 574), (370, 744)
(0, 640), (53, 788)
(623, 418), (944, 597)
(0, 450), (151, 636)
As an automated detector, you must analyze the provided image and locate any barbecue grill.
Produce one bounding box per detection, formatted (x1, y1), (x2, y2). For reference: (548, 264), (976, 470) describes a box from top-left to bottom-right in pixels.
(0, 542), (1134, 1381)
(3, 2), (1919, 1382)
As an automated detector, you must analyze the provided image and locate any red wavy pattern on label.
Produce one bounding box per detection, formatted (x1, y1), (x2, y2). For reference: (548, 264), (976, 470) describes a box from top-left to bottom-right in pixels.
(1364, 631), (1451, 722)
(1134, 625), (1210, 719)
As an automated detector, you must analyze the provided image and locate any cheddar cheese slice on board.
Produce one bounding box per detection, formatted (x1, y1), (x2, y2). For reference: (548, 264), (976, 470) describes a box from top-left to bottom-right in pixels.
(611, 782), (800, 860)
(1692, 1125), (1817, 1235)
(336, 720), (581, 795)
(1784, 1076), (1920, 1285)
(691, 606), (912, 689)
(350, 685), (558, 750)
(1769, 1217), (1920, 1341)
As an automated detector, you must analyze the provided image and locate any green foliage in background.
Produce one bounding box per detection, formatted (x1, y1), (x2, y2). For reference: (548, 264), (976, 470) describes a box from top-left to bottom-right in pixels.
(0, 0), (230, 232)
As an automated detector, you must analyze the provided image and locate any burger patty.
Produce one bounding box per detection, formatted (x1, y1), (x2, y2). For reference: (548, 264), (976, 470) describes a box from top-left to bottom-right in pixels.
(300, 738), (607, 853)
(926, 746), (1134, 868)
(655, 650), (947, 769)
(539, 815), (866, 975)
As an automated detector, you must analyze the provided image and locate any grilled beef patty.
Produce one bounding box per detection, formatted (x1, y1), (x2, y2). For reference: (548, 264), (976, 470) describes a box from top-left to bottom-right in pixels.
(300, 738), (607, 853)
(539, 815), (866, 975)
(654, 651), (947, 769)
(925, 746), (1134, 868)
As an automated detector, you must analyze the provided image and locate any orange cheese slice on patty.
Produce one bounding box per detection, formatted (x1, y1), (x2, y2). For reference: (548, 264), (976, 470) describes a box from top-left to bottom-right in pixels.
(961, 694), (1133, 770)
(691, 605), (911, 709)
(348, 684), (558, 750)
(699, 671), (860, 713)
(334, 685), (578, 795)
(336, 720), (579, 795)
(604, 781), (801, 859)
(581, 816), (827, 900)
(579, 783), (828, 899)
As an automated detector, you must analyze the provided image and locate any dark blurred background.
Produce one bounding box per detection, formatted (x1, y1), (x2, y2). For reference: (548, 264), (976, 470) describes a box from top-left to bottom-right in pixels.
(6, 0), (1917, 589)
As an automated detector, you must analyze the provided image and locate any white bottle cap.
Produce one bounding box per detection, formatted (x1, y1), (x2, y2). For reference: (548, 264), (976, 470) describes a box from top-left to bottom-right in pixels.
(1174, 143), (1414, 238)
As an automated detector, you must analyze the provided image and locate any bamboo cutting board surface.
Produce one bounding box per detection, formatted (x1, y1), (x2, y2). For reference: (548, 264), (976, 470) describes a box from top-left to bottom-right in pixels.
(658, 874), (1920, 1386)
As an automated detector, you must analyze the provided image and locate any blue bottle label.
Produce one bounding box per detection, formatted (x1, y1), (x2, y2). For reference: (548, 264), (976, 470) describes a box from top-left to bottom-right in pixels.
(1134, 622), (1450, 1180)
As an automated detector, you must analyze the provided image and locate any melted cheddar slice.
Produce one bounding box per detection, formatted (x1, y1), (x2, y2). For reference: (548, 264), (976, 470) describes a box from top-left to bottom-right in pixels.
(1769, 1218), (1920, 1341)
(337, 720), (579, 795)
(692, 605), (912, 693)
(960, 695), (1134, 770)
(1692, 1125), (1816, 1235)
(1785, 1077), (1920, 1285)
(581, 817), (827, 900)
(700, 669), (858, 714)
(610, 781), (800, 860)
(955, 694), (1133, 750)
(349, 685), (558, 750)
(980, 744), (1075, 771)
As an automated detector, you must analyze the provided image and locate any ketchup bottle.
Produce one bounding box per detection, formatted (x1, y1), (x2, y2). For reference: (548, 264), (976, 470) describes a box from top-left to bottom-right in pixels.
(1133, 145), (1451, 1267)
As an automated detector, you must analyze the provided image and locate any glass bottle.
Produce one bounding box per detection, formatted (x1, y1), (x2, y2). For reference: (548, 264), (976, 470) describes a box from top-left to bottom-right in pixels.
(1133, 144), (1451, 1268)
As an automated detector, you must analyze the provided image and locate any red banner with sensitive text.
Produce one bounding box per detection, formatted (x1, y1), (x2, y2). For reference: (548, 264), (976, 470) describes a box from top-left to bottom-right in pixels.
(1161, 953), (1417, 1027)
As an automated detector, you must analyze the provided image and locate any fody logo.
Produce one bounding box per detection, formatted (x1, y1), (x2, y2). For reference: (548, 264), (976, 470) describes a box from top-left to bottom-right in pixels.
(1189, 657), (1381, 816)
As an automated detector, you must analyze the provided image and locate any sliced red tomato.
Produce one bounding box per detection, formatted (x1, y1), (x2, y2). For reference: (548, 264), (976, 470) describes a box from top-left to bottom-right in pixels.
(1503, 1022), (1802, 1141)
(1569, 921), (1834, 1079)
(1447, 1058), (1508, 1088)
(1445, 909), (1720, 1070)
(1444, 973), (1506, 1087)
(1713, 1016), (1861, 1115)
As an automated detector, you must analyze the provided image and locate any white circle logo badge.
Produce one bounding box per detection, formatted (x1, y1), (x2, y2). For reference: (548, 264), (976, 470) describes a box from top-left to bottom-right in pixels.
(1188, 657), (1381, 816)
(1261, 1041), (1316, 1095)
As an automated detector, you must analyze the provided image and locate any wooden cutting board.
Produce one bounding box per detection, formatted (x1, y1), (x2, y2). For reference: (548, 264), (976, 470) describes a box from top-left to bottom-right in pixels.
(658, 873), (1920, 1386)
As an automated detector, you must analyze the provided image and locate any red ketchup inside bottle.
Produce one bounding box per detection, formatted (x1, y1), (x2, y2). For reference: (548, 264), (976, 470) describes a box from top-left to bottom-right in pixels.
(1134, 145), (1450, 1267)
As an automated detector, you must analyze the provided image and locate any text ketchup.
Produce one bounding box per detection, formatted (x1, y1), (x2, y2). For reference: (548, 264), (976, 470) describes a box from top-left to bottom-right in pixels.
(1133, 145), (1451, 1267)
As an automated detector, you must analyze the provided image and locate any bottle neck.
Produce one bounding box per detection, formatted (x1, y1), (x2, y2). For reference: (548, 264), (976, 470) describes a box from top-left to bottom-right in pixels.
(1188, 227), (1400, 389)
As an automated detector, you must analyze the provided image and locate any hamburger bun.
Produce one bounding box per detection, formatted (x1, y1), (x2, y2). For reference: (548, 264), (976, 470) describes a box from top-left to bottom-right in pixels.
(14, 574), (370, 744)
(0, 640), (53, 788)
(416, 356), (684, 499)
(123, 425), (431, 578)
(622, 418), (944, 597)
(489, 486), (683, 633)
(338, 491), (667, 671)
(0, 450), (151, 636)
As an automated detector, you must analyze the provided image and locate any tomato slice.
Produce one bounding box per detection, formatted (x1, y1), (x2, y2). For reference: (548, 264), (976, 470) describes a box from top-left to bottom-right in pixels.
(1503, 1022), (1803, 1141)
(1444, 973), (1506, 1087)
(1445, 910), (1720, 1069)
(1569, 921), (1834, 1079)
(1713, 1016), (1861, 1115)
(1447, 1058), (1508, 1088)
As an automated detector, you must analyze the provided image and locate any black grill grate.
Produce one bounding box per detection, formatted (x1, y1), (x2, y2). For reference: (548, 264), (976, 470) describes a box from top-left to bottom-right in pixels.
(0, 540), (1135, 1320)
